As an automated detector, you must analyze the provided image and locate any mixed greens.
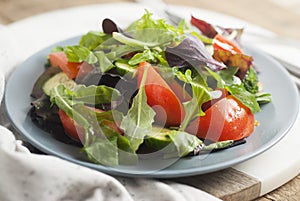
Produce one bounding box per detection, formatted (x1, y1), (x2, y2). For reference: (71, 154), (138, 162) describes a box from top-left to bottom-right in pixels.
(30, 10), (271, 166)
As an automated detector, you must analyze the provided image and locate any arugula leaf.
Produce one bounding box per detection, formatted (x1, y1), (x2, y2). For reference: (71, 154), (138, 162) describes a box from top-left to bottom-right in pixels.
(126, 10), (180, 41)
(50, 85), (135, 166)
(177, 70), (216, 130)
(64, 45), (98, 64)
(50, 85), (94, 135)
(120, 65), (156, 151)
(72, 85), (121, 105)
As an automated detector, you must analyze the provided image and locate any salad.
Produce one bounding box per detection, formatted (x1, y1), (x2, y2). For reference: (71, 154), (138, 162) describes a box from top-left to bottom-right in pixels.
(30, 10), (271, 166)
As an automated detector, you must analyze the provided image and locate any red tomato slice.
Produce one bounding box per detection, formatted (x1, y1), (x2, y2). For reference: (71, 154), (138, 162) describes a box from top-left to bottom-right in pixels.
(201, 88), (228, 112)
(213, 34), (242, 54)
(186, 95), (254, 141)
(58, 108), (122, 142)
(49, 52), (93, 79)
(58, 109), (85, 142)
(137, 62), (185, 126)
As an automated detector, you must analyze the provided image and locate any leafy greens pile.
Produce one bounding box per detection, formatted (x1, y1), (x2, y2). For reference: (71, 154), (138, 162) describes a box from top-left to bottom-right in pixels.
(30, 10), (271, 166)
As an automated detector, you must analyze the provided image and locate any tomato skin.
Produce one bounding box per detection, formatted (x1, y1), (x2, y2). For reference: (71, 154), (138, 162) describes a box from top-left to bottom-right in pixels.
(201, 88), (228, 112)
(186, 95), (254, 141)
(58, 109), (85, 141)
(138, 62), (185, 126)
(49, 52), (93, 79)
(58, 108), (122, 142)
(213, 34), (242, 54)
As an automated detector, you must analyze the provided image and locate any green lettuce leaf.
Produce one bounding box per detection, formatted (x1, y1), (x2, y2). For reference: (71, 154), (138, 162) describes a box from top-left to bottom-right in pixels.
(84, 136), (119, 166)
(79, 31), (111, 50)
(120, 65), (156, 151)
(64, 45), (98, 64)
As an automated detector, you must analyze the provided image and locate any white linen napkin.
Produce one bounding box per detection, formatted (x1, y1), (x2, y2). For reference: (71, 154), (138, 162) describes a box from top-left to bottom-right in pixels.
(0, 127), (219, 201)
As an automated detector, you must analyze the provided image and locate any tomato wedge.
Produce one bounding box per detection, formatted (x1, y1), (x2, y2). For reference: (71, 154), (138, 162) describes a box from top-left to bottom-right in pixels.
(58, 108), (122, 142)
(58, 109), (85, 141)
(186, 95), (254, 141)
(137, 62), (185, 126)
(213, 34), (242, 54)
(49, 52), (93, 79)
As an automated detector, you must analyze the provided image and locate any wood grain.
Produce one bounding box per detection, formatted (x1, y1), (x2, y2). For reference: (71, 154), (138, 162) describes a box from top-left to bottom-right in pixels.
(170, 168), (261, 201)
(0, 0), (300, 200)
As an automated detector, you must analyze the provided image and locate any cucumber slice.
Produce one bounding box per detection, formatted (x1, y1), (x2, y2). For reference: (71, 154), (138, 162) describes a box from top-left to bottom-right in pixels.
(42, 72), (76, 96)
(145, 127), (172, 150)
(115, 61), (137, 76)
(31, 67), (62, 98)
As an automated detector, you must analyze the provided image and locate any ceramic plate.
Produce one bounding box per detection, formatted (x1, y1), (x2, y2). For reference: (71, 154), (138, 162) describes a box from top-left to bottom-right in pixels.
(4, 3), (299, 178)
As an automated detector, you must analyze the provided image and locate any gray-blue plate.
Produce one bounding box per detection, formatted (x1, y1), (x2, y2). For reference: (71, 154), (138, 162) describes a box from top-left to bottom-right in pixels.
(5, 37), (299, 178)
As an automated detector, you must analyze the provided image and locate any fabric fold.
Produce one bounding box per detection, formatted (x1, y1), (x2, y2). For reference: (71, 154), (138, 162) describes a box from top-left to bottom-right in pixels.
(0, 125), (219, 201)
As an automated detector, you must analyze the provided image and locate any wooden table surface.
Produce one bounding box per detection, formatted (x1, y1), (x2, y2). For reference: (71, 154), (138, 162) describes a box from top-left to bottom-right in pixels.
(1, 0), (300, 200)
